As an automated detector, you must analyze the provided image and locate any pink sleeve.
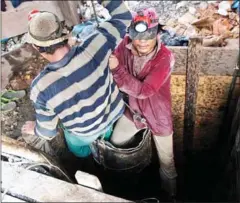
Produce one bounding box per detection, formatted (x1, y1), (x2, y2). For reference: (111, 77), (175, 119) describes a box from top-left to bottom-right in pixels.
(112, 52), (172, 99)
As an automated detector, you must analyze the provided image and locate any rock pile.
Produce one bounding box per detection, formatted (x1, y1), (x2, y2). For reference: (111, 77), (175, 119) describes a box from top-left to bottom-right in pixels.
(128, 1), (239, 47)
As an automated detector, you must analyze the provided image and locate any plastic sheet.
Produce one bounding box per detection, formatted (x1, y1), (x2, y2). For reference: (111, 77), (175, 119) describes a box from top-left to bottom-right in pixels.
(160, 30), (189, 46)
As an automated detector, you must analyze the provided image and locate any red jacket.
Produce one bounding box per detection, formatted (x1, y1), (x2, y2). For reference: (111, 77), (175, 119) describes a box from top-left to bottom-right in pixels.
(111, 36), (174, 136)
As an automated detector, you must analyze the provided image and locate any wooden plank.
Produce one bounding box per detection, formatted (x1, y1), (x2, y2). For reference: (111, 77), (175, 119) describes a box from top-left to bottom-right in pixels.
(57, 1), (80, 26)
(2, 194), (26, 202)
(168, 46), (188, 74)
(2, 162), (131, 202)
(183, 38), (202, 154)
(200, 39), (239, 76)
(1, 135), (68, 177)
(2, 1), (64, 38)
(168, 39), (239, 76)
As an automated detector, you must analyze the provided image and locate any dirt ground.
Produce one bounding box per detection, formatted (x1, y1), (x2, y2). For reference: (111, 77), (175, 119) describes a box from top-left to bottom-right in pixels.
(1, 44), (47, 139)
(1, 89), (35, 139)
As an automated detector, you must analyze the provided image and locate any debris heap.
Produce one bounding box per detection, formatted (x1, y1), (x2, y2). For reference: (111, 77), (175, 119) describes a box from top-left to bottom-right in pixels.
(128, 1), (239, 47)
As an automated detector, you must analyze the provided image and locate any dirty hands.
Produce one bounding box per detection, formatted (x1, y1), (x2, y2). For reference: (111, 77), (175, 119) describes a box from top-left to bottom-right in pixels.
(21, 121), (36, 135)
(108, 54), (119, 70)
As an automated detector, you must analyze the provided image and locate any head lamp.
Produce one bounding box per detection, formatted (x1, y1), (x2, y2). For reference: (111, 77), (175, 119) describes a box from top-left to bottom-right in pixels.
(133, 11), (158, 33)
(133, 14), (150, 33)
(135, 22), (148, 33)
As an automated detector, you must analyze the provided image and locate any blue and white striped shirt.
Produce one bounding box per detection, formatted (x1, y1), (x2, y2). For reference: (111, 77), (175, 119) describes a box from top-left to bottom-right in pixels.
(30, 0), (132, 140)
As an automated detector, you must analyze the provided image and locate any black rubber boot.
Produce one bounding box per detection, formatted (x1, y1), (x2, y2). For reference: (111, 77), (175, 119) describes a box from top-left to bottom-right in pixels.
(159, 169), (177, 202)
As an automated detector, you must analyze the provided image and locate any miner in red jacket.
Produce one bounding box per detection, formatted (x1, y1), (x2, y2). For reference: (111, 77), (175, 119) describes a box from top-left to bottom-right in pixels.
(108, 8), (177, 200)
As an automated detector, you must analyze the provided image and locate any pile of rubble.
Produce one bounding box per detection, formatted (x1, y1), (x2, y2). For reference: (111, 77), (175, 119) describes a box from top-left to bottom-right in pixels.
(127, 1), (202, 25)
(8, 54), (48, 91)
(128, 1), (239, 47)
(1, 0), (239, 55)
(1, 33), (27, 55)
(1, 44), (48, 92)
(1, 95), (34, 139)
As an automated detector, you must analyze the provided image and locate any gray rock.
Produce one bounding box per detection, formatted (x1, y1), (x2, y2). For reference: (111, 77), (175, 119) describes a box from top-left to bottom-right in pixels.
(13, 111), (18, 116)
(128, 1), (202, 25)
(189, 7), (197, 15)
(176, 1), (188, 10)
(199, 2), (208, 10)
(192, 1), (201, 5)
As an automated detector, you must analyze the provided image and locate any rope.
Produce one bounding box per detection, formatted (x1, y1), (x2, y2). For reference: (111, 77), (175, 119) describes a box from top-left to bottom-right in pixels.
(39, 152), (73, 183)
(124, 101), (148, 126)
(139, 197), (160, 203)
(91, 0), (99, 27)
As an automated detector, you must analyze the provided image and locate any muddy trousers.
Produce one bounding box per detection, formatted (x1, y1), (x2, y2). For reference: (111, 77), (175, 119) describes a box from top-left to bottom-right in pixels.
(153, 134), (177, 197)
(110, 115), (178, 197)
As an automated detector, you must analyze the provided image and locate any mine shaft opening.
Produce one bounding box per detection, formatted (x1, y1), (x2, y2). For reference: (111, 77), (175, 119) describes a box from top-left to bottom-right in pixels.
(56, 141), (221, 202)
(1, 37), (239, 203)
(1, 70), (239, 202)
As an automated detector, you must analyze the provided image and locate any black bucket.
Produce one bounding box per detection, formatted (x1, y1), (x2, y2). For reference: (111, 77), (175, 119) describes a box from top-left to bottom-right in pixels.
(90, 128), (152, 173)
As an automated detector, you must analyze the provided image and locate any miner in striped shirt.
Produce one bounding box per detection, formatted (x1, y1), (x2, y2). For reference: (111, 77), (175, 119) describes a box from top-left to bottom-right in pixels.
(21, 0), (132, 157)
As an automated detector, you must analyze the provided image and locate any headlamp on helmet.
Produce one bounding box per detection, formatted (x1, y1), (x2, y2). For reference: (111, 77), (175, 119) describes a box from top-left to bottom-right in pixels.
(133, 11), (158, 33)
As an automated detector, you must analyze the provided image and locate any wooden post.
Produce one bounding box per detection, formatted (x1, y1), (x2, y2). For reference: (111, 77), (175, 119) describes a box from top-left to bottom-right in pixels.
(57, 1), (81, 26)
(183, 38), (202, 155)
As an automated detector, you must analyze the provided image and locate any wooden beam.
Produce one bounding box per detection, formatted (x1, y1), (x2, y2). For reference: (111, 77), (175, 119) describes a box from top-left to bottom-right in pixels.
(183, 38), (203, 154)
(169, 46), (188, 75)
(1, 194), (26, 202)
(1, 1), (64, 38)
(200, 39), (239, 76)
(57, 1), (80, 26)
(2, 162), (131, 202)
